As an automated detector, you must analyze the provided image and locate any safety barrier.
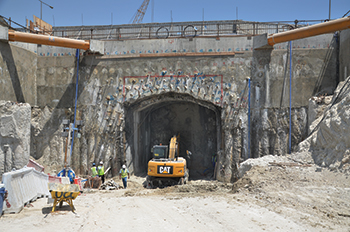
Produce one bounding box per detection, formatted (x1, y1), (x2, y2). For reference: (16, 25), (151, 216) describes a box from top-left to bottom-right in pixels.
(2, 167), (50, 214)
(33, 170), (50, 198)
(74, 178), (83, 194)
(27, 159), (45, 172)
(48, 175), (61, 183)
(48, 175), (70, 184)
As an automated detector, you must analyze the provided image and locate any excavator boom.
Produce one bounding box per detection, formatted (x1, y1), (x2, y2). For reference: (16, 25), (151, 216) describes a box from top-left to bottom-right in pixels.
(168, 134), (179, 159)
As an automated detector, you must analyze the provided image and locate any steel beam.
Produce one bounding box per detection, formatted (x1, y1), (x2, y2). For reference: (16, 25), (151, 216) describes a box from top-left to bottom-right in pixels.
(8, 30), (90, 50)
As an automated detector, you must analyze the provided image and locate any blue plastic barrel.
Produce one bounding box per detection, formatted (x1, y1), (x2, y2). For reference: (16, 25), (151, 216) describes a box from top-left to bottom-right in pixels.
(0, 185), (5, 216)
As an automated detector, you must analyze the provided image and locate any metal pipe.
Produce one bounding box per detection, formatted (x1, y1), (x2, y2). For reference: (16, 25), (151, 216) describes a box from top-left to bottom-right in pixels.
(267, 16), (350, 46)
(289, 41), (292, 154)
(8, 29), (90, 50)
(329, 0), (331, 20)
(247, 77), (251, 159)
(69, 49), (80, 166)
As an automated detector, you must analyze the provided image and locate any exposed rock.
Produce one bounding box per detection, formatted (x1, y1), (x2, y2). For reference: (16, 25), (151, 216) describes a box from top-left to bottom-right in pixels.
(308, 95), (332, 133)
(298, 77), (350, 172)
(0, 101), (31, 178)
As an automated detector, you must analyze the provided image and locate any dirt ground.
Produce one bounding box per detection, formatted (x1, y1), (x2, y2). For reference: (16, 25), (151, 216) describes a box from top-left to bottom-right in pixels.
(1, 164), (350, 232)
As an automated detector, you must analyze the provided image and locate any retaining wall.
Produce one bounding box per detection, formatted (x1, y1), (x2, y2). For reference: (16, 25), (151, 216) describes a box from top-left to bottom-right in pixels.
(340, 29), (350, 81)
(0, 30), (345, 182)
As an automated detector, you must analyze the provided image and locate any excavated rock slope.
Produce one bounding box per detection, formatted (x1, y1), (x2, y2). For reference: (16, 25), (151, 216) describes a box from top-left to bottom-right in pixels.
(298, 76), (350, 173)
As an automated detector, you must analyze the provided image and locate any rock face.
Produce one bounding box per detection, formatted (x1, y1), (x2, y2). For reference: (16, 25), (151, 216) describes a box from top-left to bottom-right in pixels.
(29, 103), (125, 178)
(1, 34), (339, 182)
(298, 77), (350, 172)
(0, 101), (31, 178)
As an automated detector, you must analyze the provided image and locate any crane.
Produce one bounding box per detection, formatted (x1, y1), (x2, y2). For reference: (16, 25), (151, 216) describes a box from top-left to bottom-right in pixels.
(131, 0), (150, 24)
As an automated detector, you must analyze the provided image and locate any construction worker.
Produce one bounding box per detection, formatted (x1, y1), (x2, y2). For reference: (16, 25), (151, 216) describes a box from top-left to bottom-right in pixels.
(119, 164), (130, 189)
(91, 163), (98, 177)
(97, 161), (105, 184)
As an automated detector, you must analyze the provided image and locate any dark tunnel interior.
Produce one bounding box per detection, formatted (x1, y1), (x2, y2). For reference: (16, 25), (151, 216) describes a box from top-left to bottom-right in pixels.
(130, 99), (221, 180)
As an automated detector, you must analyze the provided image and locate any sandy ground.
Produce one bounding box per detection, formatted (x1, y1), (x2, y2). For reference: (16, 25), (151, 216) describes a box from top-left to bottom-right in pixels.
(1, 164), (350, 232)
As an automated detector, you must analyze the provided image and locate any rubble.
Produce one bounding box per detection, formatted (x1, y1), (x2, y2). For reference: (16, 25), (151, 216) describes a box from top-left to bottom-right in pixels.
(99, 179), (122, 190)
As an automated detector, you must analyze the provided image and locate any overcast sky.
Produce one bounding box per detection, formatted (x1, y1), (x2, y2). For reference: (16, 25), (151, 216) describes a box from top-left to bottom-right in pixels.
(0, 0), (349, 27)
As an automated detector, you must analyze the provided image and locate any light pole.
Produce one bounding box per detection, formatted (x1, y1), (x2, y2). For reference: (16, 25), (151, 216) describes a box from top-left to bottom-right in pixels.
(39, 0), (53, 20)
(329, 0), (331, 20)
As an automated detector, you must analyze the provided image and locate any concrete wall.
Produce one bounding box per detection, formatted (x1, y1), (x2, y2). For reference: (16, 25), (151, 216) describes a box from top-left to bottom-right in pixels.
(250, 34), (336, 158)
(0, 42), (37, 105)
(0, 32), (339, 182)
(340, 29), (350, 81)
(103, 36), (253, 55)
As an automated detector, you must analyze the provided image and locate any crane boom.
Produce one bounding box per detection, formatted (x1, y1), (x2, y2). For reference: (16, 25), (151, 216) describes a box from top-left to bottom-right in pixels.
(132, 0), (150, 24)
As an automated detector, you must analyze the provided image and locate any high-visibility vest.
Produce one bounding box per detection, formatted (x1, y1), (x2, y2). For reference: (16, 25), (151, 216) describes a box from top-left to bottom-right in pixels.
(120, 169), (128, 178)
(98, 166), (105, 176)
(91, 167), (98, 177)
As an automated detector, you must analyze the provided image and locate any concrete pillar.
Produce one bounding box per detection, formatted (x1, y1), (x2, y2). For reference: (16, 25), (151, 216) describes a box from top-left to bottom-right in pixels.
(0, 25), (8, 41)
(251, 34), (273, 158)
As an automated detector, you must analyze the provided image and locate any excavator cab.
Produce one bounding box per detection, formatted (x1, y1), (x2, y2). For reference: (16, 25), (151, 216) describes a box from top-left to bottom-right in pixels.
(151, 145), (168, 159)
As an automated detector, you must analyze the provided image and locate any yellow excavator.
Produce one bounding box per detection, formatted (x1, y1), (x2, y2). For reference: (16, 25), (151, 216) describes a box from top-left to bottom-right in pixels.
(146, 135), (189, 188)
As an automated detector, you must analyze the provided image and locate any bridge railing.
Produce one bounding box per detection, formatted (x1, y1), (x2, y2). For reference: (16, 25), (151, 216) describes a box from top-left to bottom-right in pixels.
(51, 19), (327, 41)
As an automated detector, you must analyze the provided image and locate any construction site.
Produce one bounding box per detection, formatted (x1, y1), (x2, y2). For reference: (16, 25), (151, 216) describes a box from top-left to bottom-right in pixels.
(0, 0), (350, 231)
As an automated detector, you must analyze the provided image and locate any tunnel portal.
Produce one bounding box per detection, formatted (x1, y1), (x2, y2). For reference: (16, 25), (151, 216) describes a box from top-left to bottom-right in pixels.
(125, 93), (221, 180)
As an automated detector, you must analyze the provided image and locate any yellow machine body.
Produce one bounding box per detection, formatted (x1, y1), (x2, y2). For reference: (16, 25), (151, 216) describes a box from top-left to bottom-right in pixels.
(147, 157), (186, 178)
(146, 135), (189, 188)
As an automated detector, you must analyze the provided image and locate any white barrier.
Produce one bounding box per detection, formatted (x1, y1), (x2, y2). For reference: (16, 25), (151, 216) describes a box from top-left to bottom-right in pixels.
(61, 177), (71, 184)
(2, 167), (50, 214)
(33, 169), (50, 198)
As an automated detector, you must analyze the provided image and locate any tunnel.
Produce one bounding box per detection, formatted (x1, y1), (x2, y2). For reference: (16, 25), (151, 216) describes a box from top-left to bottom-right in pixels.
(124, 92), (222, 180)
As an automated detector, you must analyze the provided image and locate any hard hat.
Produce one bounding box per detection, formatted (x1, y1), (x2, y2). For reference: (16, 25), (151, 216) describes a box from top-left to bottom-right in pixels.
(100, 161), (103, 165)
(92, 163), (96, 166)
(122, 164), (126, 169)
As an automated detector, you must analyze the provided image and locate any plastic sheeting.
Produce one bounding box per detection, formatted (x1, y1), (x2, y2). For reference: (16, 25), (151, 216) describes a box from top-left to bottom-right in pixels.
(2, 167), (50, 214)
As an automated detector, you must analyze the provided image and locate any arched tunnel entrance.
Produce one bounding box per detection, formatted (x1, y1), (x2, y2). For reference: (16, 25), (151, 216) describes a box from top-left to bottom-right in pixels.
(124, 93), (222, 180)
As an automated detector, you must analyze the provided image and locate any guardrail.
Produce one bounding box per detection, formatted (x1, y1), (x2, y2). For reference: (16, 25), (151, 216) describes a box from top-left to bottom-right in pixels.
(51, 20), (327, 41)
(2, 15), (328, 41)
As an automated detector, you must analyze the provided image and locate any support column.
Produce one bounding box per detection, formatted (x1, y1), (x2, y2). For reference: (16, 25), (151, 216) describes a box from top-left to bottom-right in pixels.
(251, 34), (273, 158)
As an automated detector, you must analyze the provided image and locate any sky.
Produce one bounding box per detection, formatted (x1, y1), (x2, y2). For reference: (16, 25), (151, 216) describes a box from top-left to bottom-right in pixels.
(0, 0), (349, 27)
